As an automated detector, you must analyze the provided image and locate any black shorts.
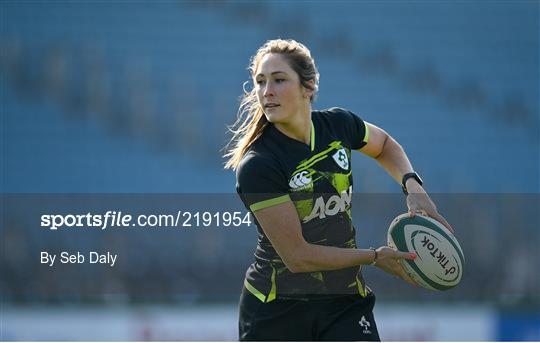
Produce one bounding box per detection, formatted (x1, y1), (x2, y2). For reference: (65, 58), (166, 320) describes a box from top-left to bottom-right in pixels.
(238, 288), (380, 341)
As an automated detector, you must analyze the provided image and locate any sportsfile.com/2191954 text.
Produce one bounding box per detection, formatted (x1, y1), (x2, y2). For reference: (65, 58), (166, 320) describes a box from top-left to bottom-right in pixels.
(40, 211), (252, 230)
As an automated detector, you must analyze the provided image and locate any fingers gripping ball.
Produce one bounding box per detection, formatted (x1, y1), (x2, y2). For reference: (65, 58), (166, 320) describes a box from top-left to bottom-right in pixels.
(387, 213), (465, 291)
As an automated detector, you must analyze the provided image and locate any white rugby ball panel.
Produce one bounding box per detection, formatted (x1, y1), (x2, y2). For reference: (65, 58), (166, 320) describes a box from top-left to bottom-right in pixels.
(400, 260), (438, 290)
(388, 213), (464, 291)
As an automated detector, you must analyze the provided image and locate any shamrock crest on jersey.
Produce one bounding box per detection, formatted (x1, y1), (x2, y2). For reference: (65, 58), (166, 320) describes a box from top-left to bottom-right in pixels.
(332, 148), (349, 170)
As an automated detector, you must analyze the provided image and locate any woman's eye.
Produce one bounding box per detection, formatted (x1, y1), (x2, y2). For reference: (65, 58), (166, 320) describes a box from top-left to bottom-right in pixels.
(256, 80), (265, 85)
(275, 78), (285, 83)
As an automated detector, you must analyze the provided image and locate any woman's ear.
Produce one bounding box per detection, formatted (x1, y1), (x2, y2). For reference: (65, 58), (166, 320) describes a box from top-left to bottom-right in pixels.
(303, 79), (315, 99)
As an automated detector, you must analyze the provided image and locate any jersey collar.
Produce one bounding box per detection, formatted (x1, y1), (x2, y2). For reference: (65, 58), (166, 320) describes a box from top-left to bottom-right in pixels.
(267, 114), (316, 152)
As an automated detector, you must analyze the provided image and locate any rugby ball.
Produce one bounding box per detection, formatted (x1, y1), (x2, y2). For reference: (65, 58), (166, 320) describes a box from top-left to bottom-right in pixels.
(387, 213), (464, 291)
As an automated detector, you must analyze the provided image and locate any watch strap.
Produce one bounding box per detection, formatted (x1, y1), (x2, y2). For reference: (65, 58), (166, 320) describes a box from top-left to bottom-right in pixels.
(402, 172), (423, 195)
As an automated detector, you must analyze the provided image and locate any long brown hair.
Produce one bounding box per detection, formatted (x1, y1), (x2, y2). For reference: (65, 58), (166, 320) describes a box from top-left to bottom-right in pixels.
(223, 39), (319, 170)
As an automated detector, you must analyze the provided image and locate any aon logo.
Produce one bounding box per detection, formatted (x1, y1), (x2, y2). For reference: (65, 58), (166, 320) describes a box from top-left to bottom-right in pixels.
(303, 186), (352, 223)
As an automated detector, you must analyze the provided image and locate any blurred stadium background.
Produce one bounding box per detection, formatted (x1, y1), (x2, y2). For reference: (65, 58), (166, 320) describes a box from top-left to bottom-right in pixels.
(1, 1), (539, 341)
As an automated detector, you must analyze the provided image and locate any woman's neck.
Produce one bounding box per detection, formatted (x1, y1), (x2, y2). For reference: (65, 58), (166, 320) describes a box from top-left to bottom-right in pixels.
(274, 109), (312, 145)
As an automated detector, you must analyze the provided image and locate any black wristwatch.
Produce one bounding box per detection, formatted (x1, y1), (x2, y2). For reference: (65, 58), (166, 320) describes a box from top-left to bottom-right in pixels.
(402, 172), (423, 195)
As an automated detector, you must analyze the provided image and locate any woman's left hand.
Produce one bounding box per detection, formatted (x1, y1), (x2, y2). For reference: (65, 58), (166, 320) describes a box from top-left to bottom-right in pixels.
(374, 246), (417, 286)
(405, 182), (454, 234)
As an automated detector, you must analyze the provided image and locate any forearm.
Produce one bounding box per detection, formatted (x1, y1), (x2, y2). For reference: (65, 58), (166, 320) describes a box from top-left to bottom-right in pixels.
(291, 243), (374, 273)
(374, 135), (414, 185)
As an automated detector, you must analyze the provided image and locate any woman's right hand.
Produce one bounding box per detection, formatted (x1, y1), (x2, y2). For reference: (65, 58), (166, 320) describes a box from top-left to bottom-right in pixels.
(373, 246), (417, 286)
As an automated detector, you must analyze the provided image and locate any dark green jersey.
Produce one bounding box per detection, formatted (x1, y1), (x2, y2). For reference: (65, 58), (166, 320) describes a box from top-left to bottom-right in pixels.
(236, 108), (370, 302)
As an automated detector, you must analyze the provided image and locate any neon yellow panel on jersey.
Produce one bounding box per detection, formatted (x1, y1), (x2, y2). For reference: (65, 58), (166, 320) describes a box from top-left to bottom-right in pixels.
(244, 279), (267, 302)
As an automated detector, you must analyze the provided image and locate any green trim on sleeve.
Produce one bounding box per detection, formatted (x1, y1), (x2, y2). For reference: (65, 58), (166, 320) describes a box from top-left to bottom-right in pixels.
(310, 121), (316, 152)
(250, 194), (291, 212)
(363, 122), (369, 143)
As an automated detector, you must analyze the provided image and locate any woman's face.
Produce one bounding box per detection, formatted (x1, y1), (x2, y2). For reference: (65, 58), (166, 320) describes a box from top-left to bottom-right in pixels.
(254, 53), (310, 124)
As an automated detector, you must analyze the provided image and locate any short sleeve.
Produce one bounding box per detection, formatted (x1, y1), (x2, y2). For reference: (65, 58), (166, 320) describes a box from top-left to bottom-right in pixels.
(328, 107), (369, 150)
(236, 153), (290, 212)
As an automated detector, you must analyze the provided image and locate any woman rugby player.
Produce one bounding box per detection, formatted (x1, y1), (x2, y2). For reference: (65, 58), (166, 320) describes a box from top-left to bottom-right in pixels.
(224, 39), (452, 341)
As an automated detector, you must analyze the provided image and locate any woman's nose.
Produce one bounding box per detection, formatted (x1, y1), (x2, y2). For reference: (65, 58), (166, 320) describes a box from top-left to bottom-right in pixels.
(263, 83), (274, 97)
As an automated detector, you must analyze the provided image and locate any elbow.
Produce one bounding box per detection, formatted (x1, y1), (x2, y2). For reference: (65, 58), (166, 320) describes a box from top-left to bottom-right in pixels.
(373, 134), (389, 160)
(393, 137), (404, 153)
(286, 261), (308, 273)
(375, 134), (401, 160)
(282, 251), (312, 273)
